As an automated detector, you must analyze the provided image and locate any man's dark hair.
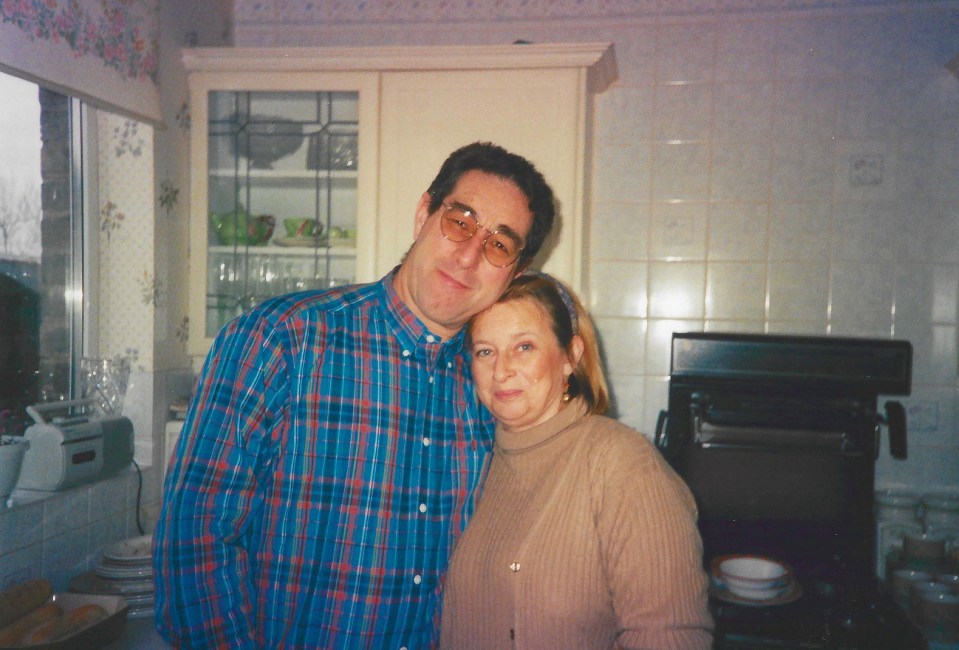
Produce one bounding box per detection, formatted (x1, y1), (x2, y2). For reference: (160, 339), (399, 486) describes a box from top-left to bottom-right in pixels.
(426, 142), (555, 268)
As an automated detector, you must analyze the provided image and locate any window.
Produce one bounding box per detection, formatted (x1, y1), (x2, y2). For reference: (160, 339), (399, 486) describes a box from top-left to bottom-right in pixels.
(0, 72), (83, 435)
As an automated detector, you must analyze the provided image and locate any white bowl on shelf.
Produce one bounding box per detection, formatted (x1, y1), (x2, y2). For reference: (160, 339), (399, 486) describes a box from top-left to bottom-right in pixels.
(714, 554), (792, 601)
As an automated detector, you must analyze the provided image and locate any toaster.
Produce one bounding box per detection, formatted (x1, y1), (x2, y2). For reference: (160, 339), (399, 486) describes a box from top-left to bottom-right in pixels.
(17, 399), (134, 491)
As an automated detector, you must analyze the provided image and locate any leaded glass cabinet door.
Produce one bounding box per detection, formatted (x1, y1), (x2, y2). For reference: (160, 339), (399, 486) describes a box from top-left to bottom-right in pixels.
(186, 70), (378, 360)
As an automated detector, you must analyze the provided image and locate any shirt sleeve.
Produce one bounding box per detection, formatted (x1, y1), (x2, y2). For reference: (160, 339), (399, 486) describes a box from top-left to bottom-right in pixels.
(153, 307), (289, 649)
(588, 425), (714, 650)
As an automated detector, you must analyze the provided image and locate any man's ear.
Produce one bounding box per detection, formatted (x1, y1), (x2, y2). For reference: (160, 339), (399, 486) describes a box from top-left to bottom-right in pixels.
(412, 191), (432, 239)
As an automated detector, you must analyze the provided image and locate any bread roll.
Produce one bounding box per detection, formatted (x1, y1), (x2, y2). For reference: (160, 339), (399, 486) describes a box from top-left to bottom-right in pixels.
(0, 580), (53, 630)
(15, 603), (108, 646)
(0, 603), (62, 646)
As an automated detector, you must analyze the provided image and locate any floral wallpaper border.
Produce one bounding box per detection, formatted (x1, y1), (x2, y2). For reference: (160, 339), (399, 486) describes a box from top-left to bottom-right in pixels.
(235, 0), (947, 25)
(1, 0), (158, 84)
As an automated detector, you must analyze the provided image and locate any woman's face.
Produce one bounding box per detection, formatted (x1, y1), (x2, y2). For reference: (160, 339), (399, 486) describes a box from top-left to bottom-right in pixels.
(470, 298), (581, 432)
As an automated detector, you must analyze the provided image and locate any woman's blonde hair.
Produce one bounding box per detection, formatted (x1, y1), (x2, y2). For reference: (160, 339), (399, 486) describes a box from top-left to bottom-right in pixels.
(470, 273), (609, 415)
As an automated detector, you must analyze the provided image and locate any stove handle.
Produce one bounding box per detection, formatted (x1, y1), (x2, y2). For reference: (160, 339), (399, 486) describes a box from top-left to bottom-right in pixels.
(883, 400), (907, 460)
(654, 409), (669, 452)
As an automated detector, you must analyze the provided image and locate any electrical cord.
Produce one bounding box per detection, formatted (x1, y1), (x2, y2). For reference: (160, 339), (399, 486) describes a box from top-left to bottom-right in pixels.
(132, 458), (144, 535)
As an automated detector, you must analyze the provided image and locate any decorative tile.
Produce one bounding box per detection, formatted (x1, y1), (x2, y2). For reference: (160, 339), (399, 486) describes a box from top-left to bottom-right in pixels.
(649, 202), (708, 261)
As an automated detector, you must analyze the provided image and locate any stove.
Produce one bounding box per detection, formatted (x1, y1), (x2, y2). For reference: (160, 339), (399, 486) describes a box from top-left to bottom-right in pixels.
(654, 332), (926, 649)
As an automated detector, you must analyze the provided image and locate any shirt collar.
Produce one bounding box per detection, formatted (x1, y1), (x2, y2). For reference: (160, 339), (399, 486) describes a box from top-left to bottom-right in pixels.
(377, 266), (467, 358)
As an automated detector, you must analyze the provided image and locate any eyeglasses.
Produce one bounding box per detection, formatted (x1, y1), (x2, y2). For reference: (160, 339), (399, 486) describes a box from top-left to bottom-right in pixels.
(438, 201), (525, 268)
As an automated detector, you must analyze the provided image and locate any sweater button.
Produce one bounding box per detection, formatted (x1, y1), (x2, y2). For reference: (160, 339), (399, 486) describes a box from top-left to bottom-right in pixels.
(509, 562), (521, 572)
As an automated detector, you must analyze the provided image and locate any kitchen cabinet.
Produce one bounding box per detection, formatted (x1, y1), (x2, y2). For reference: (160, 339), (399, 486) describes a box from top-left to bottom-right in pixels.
(183, 44), (616, 361)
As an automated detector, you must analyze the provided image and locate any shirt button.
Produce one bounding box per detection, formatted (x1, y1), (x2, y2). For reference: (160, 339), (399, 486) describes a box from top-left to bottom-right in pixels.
(402, 349), (411, 357)
(413, 574), (422, 584)
(510, 562), (521, 572)
(428, 376), (434, 384)
(426, 334), (436, 343)
(422, 437), (431, 446)
(447, 361), (452, 368)
(419, 503), (427, 513)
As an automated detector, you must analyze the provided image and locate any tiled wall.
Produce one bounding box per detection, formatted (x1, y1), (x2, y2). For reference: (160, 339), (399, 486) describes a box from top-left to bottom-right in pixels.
(0, 468), (158, 591)
(234, 1), (959, 493)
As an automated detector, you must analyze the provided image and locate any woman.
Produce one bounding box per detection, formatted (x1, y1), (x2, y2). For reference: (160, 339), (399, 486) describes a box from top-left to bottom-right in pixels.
(441, 274), (713, 649)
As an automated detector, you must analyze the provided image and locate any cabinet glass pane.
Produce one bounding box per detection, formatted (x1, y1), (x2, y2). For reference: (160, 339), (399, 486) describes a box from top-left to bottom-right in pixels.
(205, 91), (359, 337)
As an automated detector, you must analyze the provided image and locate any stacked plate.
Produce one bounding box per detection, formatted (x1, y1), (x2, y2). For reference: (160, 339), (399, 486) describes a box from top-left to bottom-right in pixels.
(70, 534), (155, 619)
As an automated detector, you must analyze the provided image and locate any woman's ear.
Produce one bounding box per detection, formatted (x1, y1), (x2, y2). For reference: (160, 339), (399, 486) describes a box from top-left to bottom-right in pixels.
(566, 335), (585, 375)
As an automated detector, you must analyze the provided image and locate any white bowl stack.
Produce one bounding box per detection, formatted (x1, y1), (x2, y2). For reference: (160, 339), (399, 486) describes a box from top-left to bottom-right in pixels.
(712, 555), (795, 602)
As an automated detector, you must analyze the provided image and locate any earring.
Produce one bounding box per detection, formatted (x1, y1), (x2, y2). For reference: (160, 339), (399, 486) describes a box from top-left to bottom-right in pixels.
(562, 379), (571, 403)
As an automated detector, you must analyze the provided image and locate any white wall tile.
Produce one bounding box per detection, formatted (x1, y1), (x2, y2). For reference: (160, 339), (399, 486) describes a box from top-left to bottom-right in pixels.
(705, 261), (767, 320)
(596, 86), (654, 145)
(894, 322), (958, 386)
(771, 140), (836, 203)
(656, 22), (716, 84)
(705, 319), (765, 333)
(648, 262), (706, 319)
(646, 318), (703, 376)
(590, 201), (649, 261)
(712, 82), (773, 143)
(654, 83), (713, 142)
(831, 201), (899, 263)
(773, 80), (839, 142)
(591, 261), (648, 317)
(897, 202), (959, 264)
(768, 202), (831, 262)
(652, 142), (711, 201)
(708, 203), (768, 261)
(835, 80), (903, 141)
(714, 18), (779, 82)
(606, 373), (646, 430)
(766, 320), (828, 336)
(594, 316), (647, 377)
(44, 489), (89, 535)
(0, 501), (43, 555)
(829, 260), (896, 337)
(594, 143), (652, 202)
(768, 261), (829, 322)
(773, 15), (842, 80)
(895, 264), (959, 327)
(43, 527), (90, 591)
(712, 142), (771, 201)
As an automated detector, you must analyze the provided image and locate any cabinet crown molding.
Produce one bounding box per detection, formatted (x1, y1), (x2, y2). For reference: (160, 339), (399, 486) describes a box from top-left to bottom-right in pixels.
(182, 42), (617, 93)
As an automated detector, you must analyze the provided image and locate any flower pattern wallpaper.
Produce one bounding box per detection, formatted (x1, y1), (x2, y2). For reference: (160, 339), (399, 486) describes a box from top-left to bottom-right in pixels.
(0, 0), (158, 84)
(97, 110), (155, 372)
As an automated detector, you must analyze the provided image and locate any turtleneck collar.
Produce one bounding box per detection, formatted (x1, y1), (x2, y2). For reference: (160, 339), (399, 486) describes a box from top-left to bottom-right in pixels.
(495, 397), (589, 453)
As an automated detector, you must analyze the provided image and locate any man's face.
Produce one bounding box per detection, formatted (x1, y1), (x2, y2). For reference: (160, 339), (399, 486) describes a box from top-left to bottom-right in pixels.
(394, 170), (534, 339)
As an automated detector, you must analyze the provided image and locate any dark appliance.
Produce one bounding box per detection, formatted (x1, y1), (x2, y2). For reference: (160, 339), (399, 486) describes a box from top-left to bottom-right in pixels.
(654, 332), (926, 649)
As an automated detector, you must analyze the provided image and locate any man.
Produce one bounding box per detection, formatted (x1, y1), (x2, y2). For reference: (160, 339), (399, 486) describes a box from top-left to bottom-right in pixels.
(153, 142), (556, 648)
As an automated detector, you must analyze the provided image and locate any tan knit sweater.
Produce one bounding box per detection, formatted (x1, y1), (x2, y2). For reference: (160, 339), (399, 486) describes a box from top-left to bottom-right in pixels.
(440, 399), (713, 649)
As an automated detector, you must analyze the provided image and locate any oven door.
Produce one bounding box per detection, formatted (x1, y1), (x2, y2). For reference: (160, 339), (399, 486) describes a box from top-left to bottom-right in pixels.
(659, 390), (877, 575)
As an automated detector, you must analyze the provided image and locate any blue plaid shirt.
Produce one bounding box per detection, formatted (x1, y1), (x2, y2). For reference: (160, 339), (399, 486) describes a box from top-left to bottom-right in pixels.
(153, 272), (494, 649)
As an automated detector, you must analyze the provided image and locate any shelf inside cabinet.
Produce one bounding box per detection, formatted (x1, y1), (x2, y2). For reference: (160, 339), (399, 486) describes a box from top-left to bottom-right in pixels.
(209, 244), (357, 256)
(210, 168), (358, 185)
